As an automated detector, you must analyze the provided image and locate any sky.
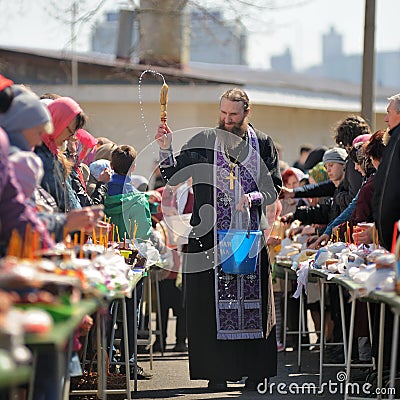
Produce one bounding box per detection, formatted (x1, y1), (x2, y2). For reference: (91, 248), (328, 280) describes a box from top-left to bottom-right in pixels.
(0, 0), (399, 71)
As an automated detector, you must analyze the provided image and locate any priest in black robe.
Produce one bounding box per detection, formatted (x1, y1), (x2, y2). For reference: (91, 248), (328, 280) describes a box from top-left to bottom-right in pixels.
(155, 88), (282, 391)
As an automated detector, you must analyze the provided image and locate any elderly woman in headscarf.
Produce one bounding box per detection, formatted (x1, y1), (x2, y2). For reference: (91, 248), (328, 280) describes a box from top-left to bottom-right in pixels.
(279, 167), (308, 216)
(34, 96), (87, 212)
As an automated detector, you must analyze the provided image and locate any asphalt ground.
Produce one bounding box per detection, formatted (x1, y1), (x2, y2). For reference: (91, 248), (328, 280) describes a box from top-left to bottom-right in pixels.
(131, 314), (354, 400)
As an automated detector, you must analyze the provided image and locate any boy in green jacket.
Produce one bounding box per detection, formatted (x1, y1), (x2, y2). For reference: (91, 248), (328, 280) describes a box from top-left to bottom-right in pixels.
(104, 144), (153, 379)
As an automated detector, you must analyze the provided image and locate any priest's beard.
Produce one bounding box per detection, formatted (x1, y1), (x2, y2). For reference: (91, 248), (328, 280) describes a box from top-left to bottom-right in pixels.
(217, 117), (248, 150)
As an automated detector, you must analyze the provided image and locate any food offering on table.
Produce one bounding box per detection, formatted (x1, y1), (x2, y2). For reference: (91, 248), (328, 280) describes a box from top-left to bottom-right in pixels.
(87, 251), (133, 296)
(313, 247), (334, 269)
(0, 290), (32, 368)
(1, 219), (163, 316)
(275, 238), (303, 262)
(361, 254), (396, 294)
(315, 241), (394, 293)
(0, 257), (81, 331)
(0, 220), (161, 377)
(275, 217), (400, 301)
(117, 237), (160, 271)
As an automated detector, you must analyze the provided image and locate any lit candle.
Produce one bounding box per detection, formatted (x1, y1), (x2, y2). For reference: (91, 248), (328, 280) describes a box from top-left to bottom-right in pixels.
(391, 222), (398, 253)
(346, 222), (351, 244)
(32, 230), (39, 260)
(7, 229), (21, 257)
(107, 217), (112, 244)
(24, 223), (32, 259)
(79, 229), (84, 258)
(133, 220), (138, 239)
(63, 226), (68, 242)
(92, 227), (97, 245)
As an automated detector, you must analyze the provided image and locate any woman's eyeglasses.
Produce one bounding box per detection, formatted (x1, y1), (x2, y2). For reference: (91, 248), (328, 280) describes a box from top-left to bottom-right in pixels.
(66, 126), (76, 138)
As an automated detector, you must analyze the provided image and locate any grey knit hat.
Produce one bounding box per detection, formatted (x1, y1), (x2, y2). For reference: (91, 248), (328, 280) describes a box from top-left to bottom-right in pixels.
(322, 147), (347, 165)
(0, 86), (53, 136)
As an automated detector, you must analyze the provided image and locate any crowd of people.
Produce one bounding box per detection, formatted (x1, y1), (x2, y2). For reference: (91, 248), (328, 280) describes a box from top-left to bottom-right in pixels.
(1, 72), (400, 397)
(269, 102), (400, 376)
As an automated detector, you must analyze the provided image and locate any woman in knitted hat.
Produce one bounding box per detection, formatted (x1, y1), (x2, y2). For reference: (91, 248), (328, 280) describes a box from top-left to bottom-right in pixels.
(0, 86), (55, 251)
(35, 96), (87, 211)
(0, 87), (53, 151)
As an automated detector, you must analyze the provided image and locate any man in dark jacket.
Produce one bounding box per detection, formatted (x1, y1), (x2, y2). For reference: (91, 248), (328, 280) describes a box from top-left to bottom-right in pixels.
(372, 94), (400, 249)
(370, 94), (400, 370)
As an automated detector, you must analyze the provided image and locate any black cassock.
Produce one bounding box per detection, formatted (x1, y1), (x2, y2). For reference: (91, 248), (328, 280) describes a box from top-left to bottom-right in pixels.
(160, 127), (282, 381)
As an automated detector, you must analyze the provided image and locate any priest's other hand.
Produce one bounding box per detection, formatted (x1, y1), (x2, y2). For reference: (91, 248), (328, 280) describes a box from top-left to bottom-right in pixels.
(236, 194), (251, 212)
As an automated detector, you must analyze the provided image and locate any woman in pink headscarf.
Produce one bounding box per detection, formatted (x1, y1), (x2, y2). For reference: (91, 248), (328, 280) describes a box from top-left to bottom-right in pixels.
(35, 97), (87, 212)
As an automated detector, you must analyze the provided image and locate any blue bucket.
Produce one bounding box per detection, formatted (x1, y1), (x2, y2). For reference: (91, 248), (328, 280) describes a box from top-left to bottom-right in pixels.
(218, 229), (262, 274)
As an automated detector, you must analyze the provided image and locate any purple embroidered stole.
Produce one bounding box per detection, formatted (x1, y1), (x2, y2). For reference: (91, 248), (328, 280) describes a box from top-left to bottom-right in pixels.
(214, 127), (264, 340)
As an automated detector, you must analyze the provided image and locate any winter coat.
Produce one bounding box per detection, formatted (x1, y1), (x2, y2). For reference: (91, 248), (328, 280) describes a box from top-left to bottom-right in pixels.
(104, 191), (152, 241)
(69, 168), (107, 207)
(0, 129), (53, 254)
(372, 123), (400, 249)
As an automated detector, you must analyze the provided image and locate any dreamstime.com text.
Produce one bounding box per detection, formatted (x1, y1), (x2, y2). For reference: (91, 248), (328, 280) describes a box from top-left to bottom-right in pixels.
(257, 372), (396, 396)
